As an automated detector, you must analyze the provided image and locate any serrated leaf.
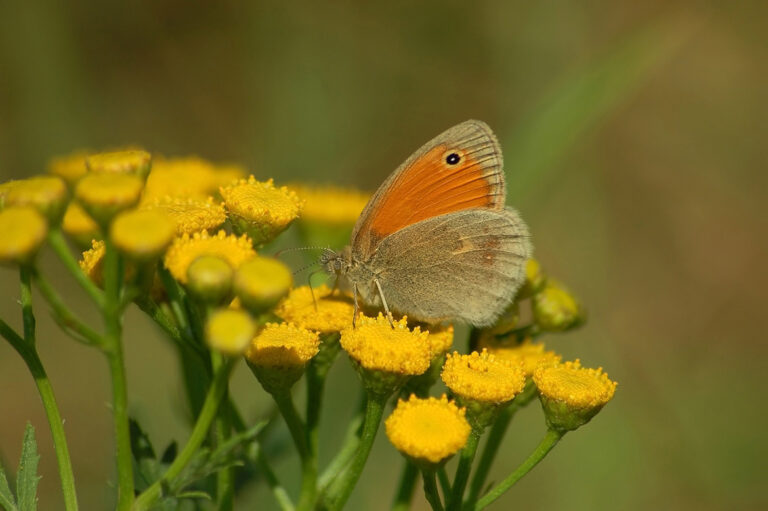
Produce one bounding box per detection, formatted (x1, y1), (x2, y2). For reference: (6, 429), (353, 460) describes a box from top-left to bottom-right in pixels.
(16, 424), (40, 511)
(0, 459), (18, 511)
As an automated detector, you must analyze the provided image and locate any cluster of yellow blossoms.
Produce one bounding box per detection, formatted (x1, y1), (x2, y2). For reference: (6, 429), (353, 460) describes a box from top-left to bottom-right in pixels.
(0, 146), (616, 511)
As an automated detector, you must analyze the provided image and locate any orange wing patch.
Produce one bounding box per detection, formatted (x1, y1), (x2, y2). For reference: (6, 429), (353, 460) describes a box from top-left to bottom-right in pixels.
(363, 145), (502, 247)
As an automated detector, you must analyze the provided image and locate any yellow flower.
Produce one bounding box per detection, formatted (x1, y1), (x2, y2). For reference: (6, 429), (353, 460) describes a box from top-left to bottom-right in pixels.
(245, 322), (320, 393)
(441, 350), (526, 405)
(533, 360), (617, 431)
(47, 151), (89, 186)
(532, 279), (584, 332)
(233, 257), (293, 314)
(477, 338), (561, 377)
(290, 184), (369, 226)
(86, 149), (152, 179)
(0, 207), (48, 266)
(220, 177), (303, 245)
(426, 324), (454, 357)
(141, 196), (226, 235)
(385, 394), (470, 467)
(205, 308), (256, 357)
(186, 255), (234, 304)
(62, 202), (100, 248)
(142, 156), (244, 202)
(2, 176), (68, 223)
(274, 285), (354, 334)
(341, 314), (431, 392)
(75, 173), (143, 225)
(441, 350), (527, 428)
(110, 209), (175, 261)
(164, 230), (256, 284)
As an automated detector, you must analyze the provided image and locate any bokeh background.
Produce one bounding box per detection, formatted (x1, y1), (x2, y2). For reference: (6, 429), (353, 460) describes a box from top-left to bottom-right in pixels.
(1, 1), (766, 510)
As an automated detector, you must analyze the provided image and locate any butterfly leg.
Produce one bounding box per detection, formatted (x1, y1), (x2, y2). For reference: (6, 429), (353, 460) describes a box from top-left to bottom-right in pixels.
(352, 282), (359, 328)
(374, 278), (394, 327)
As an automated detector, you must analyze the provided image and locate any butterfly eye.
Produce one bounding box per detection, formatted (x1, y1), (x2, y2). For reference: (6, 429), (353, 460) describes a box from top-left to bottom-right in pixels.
(445, 152), (461, 165)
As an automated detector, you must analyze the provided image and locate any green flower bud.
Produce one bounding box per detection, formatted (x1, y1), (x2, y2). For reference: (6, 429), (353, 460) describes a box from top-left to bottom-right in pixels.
(532, 279), (585, 332)
(186, 255), (234, 305)
(233, 256), (292, 314)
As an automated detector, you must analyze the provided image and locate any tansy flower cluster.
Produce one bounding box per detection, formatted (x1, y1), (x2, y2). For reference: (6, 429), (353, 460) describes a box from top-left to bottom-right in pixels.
(0, 147), (615, 511)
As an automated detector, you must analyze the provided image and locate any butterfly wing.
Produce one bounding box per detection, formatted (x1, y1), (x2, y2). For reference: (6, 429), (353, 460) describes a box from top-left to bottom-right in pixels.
(351, 120), (506, 257)
(366, 208), (531, 326)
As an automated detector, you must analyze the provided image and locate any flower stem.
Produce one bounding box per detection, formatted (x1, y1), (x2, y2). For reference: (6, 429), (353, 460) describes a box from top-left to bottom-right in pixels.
(47, 229), (104, 307)
(34, 270), (101, 346)
(467, 382), (538, 504)
(255, 446), (295, 511)
(271, 390), (316, 511)
(318, 392), (364, 491)
(319, 393), (387, 511)
(1, 277), (80, 511)
(212, 352), (234, 511)
(422, 469), (445, 511)
(391, 461), (419, 511)
(472, 429), (564, 511)
(132, 357), (237, 511)
(102, 241), (133, 511)
(447, 428), (481, 511)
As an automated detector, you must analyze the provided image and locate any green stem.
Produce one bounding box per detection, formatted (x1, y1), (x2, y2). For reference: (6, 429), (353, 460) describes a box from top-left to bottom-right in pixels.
(102, 241), (133, 511)
(47, 229), (104, 307)
(467, 382), (538, 504)
(272, 391), (316, 510)
(320, 393), (387, 511)
(472, 429), (563, 511)
(437, 467), (451, 498)
(391, 461), (418, 511)
(422, 469), (445, 511)
(447, 428), (481, 511)
(318, 392), (364, 491)
(212, 352), (234, 511)
(132, 357), (237, 511)
(34, 270), (101, 346)
(2, 290), (80, 511)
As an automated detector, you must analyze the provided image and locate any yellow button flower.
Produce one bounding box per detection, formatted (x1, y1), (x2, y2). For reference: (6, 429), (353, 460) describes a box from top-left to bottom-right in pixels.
(386, 394), (470, 467)
(186, 255), (234, 304)
(532, 279), (585, 332)
(141, 196), (226, 235)
(47, 151), (89, 186)
(220, 177), (303, 246)
(205, 308), (256, 357)
(62, 202), (100, 248)
(2, 176), (68, 223)
(233, 257), (293, 314)
(245, 322), (320, 393)
(442, 350), (526, 405)
(142, 156), (243, 202)
(79, 240), (106, 285)
(533, 359), (617, 432)
(110, 209), (175, 261)
(274, 285), (354, 334)
(75, 173), (143, 225)
(164, 230), (256, 284)
(341, 314), (431, 395)
(86, 149), (152, 179)
(290, 184), (370, 226)
(0, 207), (48, 266)
(477, 338), (561, 377)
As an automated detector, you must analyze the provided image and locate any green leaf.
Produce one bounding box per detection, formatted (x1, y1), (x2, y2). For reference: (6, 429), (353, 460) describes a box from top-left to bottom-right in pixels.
(0, 459), (18, 511)
(130, 418), (165, 492)
(16, 423), (40, 511)
(505, 20), (690, 207)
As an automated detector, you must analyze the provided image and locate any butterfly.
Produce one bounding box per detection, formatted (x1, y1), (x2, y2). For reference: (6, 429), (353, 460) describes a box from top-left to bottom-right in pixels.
(322, 120), (531, 326)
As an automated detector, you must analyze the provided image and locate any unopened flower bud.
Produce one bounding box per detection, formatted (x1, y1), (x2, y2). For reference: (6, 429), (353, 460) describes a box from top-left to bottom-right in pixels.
(86, 149), (152, 180)
(2, 176), (68, 224)
(75, 173), (143, 226)
(110, 209), (175, 261)
(0, 207), (48, 266)
(532, 279), (584, 332)
(205, 308), (256, 357)
(186, 255), (234, 304)
(233, 256), (292, 314)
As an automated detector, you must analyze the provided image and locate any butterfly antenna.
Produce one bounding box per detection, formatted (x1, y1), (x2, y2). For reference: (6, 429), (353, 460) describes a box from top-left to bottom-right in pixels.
(292, 261), (320, 276)
(274, 246), (329, 259)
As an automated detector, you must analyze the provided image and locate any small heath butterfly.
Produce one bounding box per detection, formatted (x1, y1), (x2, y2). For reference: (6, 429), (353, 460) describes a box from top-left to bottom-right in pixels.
(322, 120), (531, 326)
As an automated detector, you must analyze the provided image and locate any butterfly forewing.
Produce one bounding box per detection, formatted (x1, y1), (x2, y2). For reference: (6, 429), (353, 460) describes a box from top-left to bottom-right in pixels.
(351, 120), (506, 256)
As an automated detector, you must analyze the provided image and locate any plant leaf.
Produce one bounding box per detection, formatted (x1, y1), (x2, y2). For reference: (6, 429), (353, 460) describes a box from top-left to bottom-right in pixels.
(16, 423), (40, 511)
(0, 459), (18, 511)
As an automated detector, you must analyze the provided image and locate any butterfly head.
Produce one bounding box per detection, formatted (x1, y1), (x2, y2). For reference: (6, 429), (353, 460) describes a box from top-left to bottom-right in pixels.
(320, 246), (354, 277)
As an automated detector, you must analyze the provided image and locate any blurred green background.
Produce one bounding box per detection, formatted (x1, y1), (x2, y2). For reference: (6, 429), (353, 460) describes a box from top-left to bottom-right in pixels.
(1, 1), (766, 510)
